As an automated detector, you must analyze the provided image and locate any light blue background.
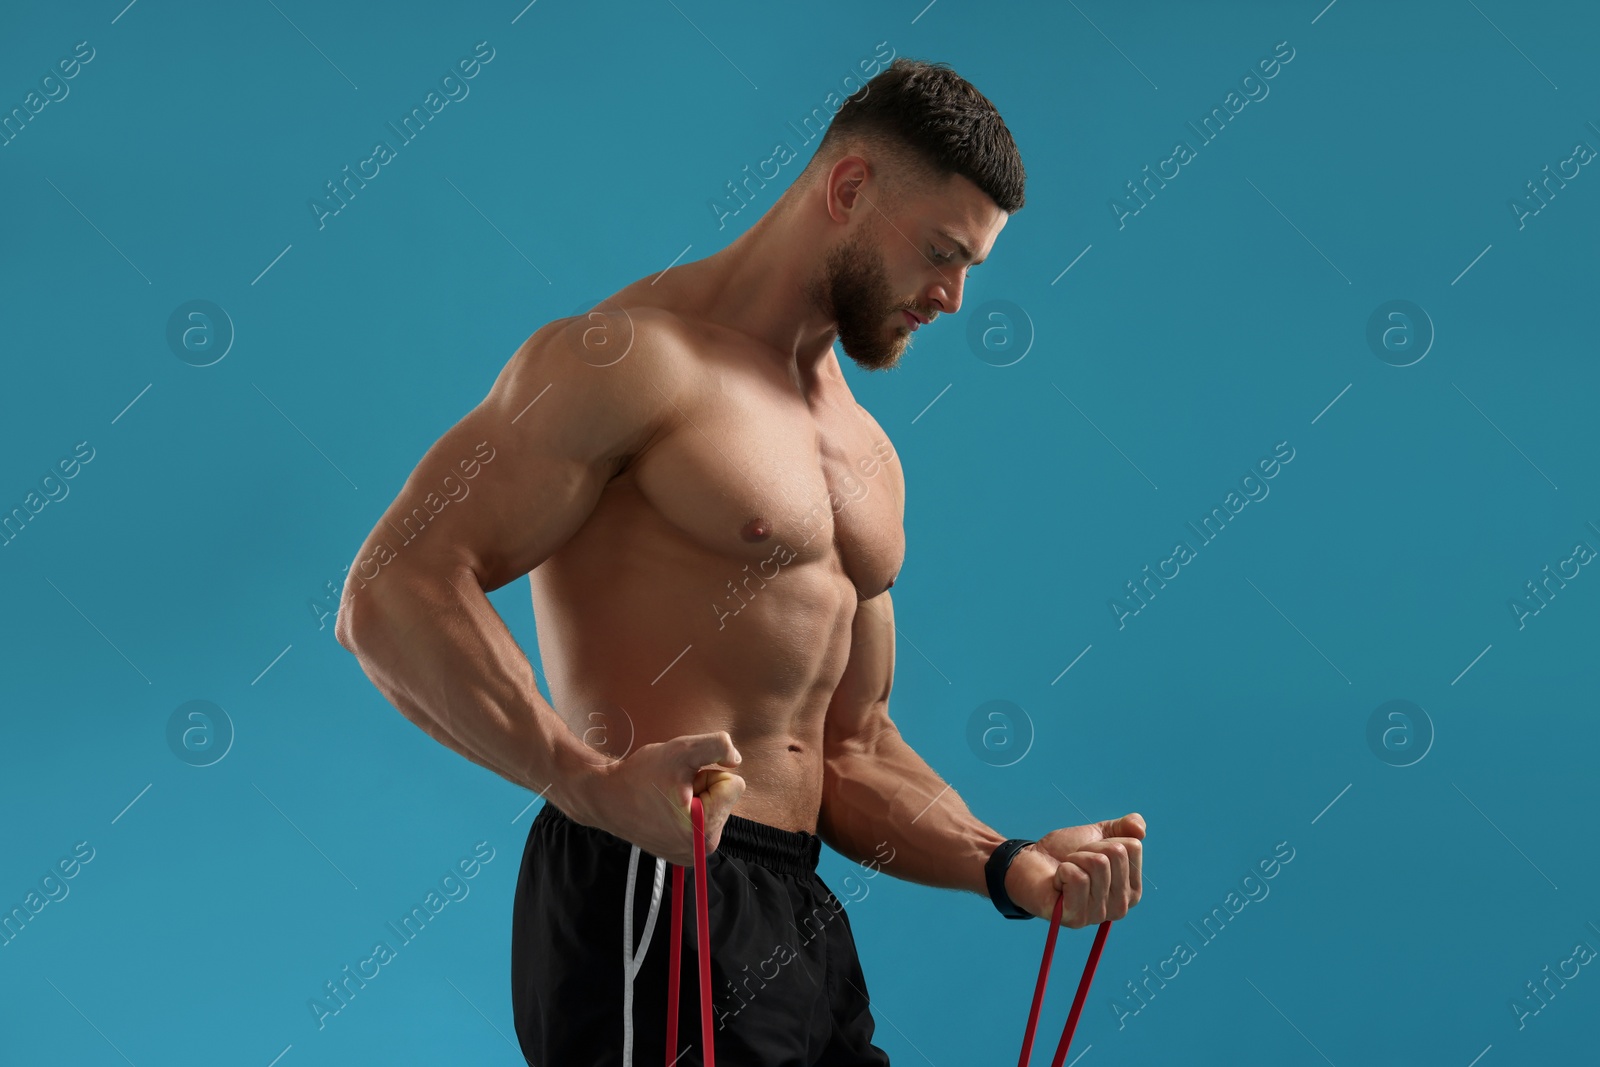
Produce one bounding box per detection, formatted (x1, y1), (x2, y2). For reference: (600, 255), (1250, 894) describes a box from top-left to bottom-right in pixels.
(2, 1), (1596, 1064)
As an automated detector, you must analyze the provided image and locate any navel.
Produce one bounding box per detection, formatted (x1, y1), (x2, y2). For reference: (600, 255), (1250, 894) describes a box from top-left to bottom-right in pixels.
(740, 517), (772, 542)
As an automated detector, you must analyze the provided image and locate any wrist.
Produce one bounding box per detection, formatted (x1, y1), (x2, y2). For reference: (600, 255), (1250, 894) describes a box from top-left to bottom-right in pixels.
(1004, 843), (1052, 905)
(985, 837), (1039, 919)
(964, 829), (1006, 895)
(544, 740), (616, 828)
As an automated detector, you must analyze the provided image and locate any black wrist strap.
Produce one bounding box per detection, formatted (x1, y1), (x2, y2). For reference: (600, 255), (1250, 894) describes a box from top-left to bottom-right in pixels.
(985, 838), (1036, 920)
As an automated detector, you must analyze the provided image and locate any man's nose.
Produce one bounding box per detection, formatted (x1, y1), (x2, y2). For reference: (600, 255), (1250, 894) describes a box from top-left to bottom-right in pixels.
(930, 273), (963, 317)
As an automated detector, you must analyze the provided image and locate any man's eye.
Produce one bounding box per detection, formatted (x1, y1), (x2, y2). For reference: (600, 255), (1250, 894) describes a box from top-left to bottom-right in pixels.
(931, 246), (953, 263)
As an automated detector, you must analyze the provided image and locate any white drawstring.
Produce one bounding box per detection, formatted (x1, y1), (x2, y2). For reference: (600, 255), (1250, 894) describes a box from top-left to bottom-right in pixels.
(622, 844), (667, 1065)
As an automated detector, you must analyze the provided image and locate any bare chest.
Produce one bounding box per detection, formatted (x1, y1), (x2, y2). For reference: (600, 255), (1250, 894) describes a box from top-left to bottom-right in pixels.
(627, 356), (905, 600)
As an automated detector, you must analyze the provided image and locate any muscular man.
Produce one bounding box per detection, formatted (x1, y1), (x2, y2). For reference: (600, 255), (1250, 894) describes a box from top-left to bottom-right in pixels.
(337, 57), (1145, 1065)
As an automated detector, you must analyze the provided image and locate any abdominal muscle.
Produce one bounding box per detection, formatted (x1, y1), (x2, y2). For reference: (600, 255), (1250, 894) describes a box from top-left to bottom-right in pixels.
(527, 476), (858, 836)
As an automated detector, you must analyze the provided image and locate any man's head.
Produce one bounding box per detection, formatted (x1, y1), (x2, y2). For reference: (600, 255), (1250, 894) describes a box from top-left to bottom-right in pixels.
(797, 58), (1025, 371)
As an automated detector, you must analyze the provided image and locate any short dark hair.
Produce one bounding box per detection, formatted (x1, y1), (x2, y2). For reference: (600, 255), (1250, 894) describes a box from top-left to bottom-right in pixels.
(809, 57), (1026, 213)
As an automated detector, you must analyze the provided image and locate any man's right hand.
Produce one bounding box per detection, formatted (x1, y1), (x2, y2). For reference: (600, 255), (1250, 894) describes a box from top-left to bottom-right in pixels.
(575, 730), (746, 867)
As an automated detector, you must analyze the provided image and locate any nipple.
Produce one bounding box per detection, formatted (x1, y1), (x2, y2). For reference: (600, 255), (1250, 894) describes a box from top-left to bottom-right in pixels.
(740, 517), (772, 542)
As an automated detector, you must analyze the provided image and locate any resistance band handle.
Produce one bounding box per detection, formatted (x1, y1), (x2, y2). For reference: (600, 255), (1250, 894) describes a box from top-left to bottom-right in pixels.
(1017, 892), (1112, 1067)
(665, 795), (716, 1067)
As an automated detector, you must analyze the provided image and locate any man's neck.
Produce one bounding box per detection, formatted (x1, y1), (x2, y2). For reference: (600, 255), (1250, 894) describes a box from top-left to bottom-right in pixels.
(690, 198), (841, 383)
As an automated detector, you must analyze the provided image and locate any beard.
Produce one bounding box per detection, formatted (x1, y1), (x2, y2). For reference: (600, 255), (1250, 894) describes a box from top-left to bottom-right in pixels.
(807, 229), (919, 372)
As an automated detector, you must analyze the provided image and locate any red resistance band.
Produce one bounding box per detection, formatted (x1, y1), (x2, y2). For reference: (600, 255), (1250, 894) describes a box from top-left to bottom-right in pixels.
(665, 795), (716, 1066)
(1018, 896), (1111, 1067)
(666, 796), (1111, 1067)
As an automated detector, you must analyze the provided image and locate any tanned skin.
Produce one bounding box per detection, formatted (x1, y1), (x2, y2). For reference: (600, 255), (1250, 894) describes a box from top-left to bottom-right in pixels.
(336, 149), (1145, 928)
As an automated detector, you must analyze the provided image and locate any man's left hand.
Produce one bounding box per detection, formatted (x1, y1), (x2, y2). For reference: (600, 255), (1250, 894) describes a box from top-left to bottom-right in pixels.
(1003, 813), (1146, 928)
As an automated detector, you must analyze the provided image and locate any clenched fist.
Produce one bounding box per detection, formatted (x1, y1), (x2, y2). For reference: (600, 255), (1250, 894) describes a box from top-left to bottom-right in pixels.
(1005, 813), (1146, 928)
(579, 730), (746, 867)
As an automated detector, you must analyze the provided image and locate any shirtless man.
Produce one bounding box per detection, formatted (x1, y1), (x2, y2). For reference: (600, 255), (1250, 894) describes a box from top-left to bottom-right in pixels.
(336, 58), (1145, 1065)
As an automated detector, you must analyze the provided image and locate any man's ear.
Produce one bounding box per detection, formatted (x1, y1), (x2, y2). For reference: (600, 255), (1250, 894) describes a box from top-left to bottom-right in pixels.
(827, 155), (871, 220)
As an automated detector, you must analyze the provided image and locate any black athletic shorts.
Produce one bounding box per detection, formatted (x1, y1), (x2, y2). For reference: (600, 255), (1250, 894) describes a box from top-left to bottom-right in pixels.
(511, 800), (892, 1066)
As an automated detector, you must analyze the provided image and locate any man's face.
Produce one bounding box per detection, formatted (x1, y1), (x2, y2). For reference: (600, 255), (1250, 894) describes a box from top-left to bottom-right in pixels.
(816, 172), (1007, 372)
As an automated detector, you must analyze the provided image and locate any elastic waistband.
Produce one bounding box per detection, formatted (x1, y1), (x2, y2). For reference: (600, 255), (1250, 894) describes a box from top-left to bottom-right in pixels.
(539, 802), (821, 877)
(716, 811), (822, 876)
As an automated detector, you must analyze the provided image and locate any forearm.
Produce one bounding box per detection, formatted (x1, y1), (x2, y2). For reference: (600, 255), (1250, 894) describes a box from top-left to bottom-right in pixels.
(337, 562), (609, 822)
(819, 727), (1007, 897)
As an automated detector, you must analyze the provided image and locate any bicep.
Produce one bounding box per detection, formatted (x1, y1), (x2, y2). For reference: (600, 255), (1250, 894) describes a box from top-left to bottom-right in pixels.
(346, 314), (670, 601)
(822, 589), (898, 760)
